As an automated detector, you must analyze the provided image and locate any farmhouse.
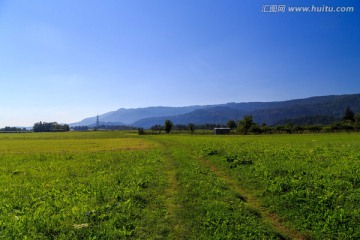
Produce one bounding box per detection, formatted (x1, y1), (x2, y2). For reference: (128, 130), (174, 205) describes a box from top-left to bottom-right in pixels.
(213, 128), (230, 135)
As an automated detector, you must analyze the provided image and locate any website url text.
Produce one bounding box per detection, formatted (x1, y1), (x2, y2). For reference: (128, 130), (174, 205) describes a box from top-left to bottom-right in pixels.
(261, 5), (355, 13)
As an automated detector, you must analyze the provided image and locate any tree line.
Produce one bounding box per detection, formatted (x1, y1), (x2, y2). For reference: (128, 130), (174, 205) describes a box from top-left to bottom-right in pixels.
(0, 127), (27, 132)
(140, 120), (225, 135)
(33, 122), (70, 132)
(142, 107), (360, 135)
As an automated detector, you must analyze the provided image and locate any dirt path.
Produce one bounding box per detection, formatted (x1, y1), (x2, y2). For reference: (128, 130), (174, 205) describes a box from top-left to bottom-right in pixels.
(198, 157), (308, 240)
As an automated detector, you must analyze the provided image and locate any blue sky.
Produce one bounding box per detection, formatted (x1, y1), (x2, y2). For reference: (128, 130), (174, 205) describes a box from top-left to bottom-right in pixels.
(0, 0), (359, 126)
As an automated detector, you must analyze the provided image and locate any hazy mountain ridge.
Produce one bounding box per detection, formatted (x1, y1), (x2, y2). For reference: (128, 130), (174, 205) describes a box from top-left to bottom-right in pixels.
(132, 107), (247, 128)
(70, 105), (211, 126)
(70, 93), (360, 128)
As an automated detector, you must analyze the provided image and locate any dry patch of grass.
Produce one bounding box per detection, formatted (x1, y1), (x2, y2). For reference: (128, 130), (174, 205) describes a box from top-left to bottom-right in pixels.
(0, 137), (154, 154)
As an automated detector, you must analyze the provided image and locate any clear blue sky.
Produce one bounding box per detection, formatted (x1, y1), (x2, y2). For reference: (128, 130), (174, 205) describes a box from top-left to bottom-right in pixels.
(0, 0), (359, 126)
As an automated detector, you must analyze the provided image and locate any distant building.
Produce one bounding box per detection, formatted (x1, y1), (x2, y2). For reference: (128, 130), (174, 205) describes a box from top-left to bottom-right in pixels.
(213, 128), (230, 135)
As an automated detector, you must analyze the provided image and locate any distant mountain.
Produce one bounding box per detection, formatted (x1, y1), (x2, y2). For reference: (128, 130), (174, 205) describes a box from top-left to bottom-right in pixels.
(275, 115), (338, 126)
(86, 121), (127, 128)
(247, 94), (360, 124)
(69, 106), (207, 126)
(70, 93), (360, 128)
(132, 107), (246, 128)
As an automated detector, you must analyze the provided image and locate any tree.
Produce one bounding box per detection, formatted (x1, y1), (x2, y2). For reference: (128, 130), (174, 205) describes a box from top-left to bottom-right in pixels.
(188, 123), (195, 134)
(138, 128), (145, 135)
(261, 123), (272, 134)
(63, 124), (70, 131)
(355, 113), (360, 123)
(237, 115), (254, 134)
(151, 124), (163, 134)
(227, 120), (237, 130)
(33, 121), (70, 132)
(343, 107), (355, 122)
(164, 120), (173, 134)
(249, 124), (262, 134)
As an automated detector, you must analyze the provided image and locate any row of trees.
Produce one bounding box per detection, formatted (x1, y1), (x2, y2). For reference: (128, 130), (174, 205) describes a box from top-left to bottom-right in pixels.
(0, 127), (27, 132)
(33, 122), (70, 132)
(226, 107), (360, 134)
(72, 126), (89, 131)
(142, 120), (226, 135)
(140, 120), (179, 135)
(141, 107), (360, 135)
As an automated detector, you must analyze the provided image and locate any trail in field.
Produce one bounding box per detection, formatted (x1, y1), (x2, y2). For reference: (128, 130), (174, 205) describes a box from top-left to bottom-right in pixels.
(153, 137), (305, 239)
(160, 142), (188, 239)
(198, 157), (307, 240)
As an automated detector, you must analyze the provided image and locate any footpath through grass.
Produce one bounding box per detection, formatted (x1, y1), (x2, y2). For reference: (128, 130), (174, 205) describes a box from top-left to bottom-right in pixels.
(151, 136), (285, 239)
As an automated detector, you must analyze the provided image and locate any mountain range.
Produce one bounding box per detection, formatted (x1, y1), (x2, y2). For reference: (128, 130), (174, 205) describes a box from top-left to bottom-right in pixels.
(70, 93), (360, 128)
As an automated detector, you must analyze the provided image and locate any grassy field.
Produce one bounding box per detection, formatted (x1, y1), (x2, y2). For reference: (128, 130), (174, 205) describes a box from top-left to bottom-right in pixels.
(0, 131), (359, 239)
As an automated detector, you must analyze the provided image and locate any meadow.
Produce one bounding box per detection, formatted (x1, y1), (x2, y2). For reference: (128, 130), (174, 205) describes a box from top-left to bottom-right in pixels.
(0, 131), (359, 239)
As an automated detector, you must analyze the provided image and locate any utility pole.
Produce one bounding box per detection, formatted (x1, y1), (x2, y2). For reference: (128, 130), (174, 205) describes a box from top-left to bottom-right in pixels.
(95, 114), (100, 130)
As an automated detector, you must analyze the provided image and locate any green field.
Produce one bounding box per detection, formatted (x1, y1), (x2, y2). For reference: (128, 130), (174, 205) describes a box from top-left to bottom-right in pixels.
(0, 132), (359, 239)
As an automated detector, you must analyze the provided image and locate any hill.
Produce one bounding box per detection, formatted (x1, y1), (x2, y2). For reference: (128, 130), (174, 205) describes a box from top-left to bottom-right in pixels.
(70, 93), (360, 128)
(70, 105), (208, 127)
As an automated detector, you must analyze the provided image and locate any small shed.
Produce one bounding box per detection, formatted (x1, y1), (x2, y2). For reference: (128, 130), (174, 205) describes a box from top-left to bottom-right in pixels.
(213, 128), (230, 135)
